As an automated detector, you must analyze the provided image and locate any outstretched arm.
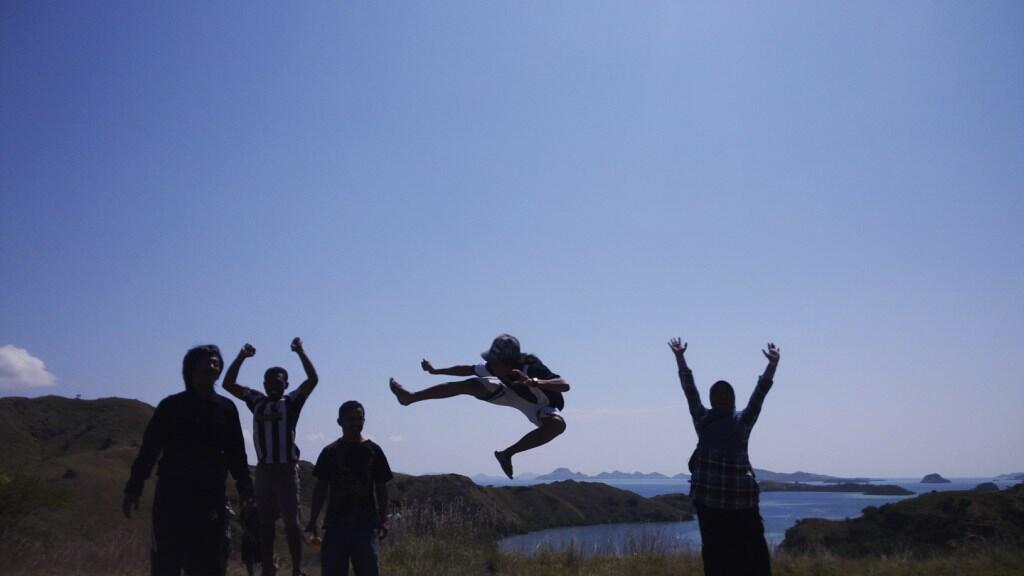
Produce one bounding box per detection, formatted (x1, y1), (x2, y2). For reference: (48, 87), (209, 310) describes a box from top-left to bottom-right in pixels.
(741, 342), (780, 427)
(669, 338), (706, 423)
(421, 359), (475, 377)
(223, 344), (256, 400)
(291, 337), (319, 397)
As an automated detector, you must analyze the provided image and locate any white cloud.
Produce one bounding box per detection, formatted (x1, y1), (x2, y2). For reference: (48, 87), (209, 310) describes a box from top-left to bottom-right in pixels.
(0, 345), (57, 390)
(387, 435), (404, 444)
(305, 432), (326, 442)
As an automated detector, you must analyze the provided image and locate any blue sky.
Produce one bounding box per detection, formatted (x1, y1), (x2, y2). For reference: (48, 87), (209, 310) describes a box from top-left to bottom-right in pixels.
(2, 2), (1022, 478)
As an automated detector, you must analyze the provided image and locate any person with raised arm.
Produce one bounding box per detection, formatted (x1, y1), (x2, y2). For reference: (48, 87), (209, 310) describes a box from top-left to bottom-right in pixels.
(223, 338), (319, 576)
(669, 337), (779, 576)
(389, 334), (570, 479)
(123, 344), (253, 576)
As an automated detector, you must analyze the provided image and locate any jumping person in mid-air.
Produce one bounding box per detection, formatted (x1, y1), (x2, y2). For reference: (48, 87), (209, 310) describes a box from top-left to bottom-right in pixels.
(670, 337), (779, 576)
(389, 334), (570, 479)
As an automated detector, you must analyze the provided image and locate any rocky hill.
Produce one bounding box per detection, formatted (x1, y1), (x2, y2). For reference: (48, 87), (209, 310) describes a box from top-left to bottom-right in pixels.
(389, 473), (691, 535)
(780, 483), (1024, 557)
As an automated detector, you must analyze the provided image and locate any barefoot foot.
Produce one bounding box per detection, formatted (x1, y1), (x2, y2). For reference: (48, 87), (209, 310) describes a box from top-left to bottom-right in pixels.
(389, 378), (413, 406)
(494, 450), (514, 479)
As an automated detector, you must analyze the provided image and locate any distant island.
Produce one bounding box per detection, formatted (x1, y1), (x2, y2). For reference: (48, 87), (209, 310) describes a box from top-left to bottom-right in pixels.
(995, 472), (1024, 481)
(760, 481), (912, 496)
(921, 473), (951, 483)
(484, 467), (877, 484)
(753, 469), (877, 484)
(533, 467), (684, 482)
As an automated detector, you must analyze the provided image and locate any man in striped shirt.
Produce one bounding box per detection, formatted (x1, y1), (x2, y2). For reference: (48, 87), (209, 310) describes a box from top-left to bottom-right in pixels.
(224, 338), (319, 576)
(670, 337), (779, 576)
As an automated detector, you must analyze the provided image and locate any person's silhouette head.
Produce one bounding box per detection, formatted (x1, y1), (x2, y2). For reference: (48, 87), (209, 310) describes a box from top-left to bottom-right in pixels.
(337, 401), (365, 438)
(710, 380), (735, 411)
(482, 334), (525, 379)
(263, 367), (289, 398)
(182, 345), (223, 395)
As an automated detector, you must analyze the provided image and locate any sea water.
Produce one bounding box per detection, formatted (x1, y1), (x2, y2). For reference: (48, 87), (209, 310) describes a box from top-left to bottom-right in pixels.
(491, 477), (1021, 556)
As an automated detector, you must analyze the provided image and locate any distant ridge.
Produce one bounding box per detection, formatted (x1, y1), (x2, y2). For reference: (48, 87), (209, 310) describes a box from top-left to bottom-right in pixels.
(493, 467), (875, 484)
(534, 467), (683, 482)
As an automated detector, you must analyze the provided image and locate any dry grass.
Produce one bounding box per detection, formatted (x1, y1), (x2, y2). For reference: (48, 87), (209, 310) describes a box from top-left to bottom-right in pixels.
(3, 498), (1023, 576)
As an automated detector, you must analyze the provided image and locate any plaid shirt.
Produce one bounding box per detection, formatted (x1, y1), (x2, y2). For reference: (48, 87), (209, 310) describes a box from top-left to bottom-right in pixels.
(680, 369), (773, 510)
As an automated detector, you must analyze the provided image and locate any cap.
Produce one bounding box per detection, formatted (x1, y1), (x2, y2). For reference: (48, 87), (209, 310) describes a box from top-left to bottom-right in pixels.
(481, 334), (521, 362)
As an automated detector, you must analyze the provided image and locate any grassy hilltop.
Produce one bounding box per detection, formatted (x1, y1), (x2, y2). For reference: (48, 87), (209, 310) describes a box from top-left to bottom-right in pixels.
(3, 395), (1023, 575)
(0, 395), (690, 574)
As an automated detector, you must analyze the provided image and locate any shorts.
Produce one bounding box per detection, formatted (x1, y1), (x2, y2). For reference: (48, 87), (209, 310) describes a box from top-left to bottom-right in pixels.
(255, 462), (302, 529)
(476, 377), (559, 426)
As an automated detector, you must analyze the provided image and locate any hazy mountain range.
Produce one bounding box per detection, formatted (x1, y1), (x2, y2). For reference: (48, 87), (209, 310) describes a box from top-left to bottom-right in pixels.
(474, 467), (877, 484)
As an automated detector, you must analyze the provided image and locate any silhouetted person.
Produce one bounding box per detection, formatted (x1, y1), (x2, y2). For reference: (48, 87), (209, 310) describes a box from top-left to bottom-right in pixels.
(124, 344), (254, 576)
(388, 334), (570, 479)
(669, 338), (779, 576)
(223, 337), (319, 576)
(306, 401), (393, 576)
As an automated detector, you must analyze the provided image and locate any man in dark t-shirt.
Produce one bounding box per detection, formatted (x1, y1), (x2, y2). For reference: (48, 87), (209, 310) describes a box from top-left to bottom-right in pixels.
(307, 401), (393, 576)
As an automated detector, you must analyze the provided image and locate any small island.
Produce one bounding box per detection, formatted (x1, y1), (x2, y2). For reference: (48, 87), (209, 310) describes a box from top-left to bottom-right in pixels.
(759, 481), (913, 496)
(921, 473), (951, 484)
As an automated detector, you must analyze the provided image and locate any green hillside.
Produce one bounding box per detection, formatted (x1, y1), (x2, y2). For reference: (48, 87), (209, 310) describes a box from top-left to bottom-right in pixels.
(781, 483), (1024, 557)
(0, 395), (153, 468)
(1, 396), (690, 548)
(387, 473), (692, 536)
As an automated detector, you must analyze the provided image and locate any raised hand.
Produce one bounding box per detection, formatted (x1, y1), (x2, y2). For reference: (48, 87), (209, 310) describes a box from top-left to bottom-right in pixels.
(291, 337), (303, 353)
(240, 343), (256, 358)
(668, 338), (687, 357)
(421, 359), (436, 374)
(762, 342), (780, 364)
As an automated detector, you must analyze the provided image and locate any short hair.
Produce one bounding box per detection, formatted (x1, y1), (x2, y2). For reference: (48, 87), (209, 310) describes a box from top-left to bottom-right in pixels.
(264, 366), (288, 381)
(339, 400), (365, 419)
(182, 345), (223, 390)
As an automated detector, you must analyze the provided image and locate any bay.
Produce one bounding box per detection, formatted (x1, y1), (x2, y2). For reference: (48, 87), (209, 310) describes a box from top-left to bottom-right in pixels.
(488, 477), (1021, 556)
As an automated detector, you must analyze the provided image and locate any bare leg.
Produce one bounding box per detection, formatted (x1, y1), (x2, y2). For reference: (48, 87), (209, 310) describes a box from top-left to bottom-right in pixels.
(390, 377), (489, 405)
(495, 415), (567, 479)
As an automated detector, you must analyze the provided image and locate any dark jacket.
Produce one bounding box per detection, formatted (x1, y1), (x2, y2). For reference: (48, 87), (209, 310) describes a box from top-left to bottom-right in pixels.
(125, 390), (253, 502)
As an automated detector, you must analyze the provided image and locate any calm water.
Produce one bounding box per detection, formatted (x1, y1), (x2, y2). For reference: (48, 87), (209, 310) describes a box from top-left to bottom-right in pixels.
(490, 477), (1021, 556)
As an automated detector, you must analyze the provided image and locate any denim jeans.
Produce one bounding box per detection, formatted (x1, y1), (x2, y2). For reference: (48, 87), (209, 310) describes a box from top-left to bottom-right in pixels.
(320, 516), (379, 576)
